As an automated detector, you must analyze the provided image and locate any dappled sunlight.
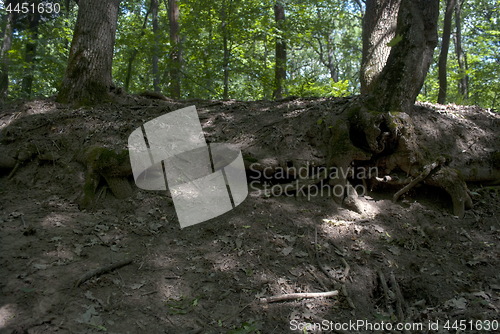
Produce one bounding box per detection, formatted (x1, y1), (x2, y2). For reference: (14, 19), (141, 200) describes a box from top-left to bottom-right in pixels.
(0, 304), (17, 330)
(39, 212), (74, 228)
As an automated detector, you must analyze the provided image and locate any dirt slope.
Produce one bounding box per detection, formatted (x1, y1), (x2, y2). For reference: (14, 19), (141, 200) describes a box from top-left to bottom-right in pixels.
(0, 96), (499, 334)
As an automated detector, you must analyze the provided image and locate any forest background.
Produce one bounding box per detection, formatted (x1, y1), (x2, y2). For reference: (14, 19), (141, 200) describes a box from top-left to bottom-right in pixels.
(0, 0), (498, 109)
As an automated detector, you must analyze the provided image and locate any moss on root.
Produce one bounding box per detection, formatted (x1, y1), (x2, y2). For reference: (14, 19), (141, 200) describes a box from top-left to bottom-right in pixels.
(79, 146), (133, 209)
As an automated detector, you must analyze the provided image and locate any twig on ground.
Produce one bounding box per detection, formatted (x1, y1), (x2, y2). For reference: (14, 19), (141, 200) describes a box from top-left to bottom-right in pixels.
(341, 258), (350, 282)
(390, 272), (406, 323)
(393, 157), (445, 202)
(338, 258), (355, 308)
(314, 227), (340, 285)
(260, 290), (339, 303)
(377, 270), (393, 313)
(341, 284), (356, 309)
(7, 161), (20, 179)
(307, 266), (329, 291)
(74, 259), (133, 287)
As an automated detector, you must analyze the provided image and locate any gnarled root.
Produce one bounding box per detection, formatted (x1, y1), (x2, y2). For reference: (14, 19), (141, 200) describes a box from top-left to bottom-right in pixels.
(425, 167), (473, 218)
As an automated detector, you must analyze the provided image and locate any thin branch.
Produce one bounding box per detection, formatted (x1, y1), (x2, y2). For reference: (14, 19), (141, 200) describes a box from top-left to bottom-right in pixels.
(393, 157), (445, 202)
(260, 290), (339, 303)
(74, 259), (133, 287)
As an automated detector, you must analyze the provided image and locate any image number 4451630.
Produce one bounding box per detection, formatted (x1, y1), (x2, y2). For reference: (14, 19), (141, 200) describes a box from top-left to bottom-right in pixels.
(4, 2), (61, 14)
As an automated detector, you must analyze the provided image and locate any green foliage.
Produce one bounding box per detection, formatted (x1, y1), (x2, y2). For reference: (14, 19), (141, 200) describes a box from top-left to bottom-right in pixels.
(228, 321), (261, 334)
(386, 34), (403, 47)
(0, 0), (75, 99)
(0, 0), (498, 105)
(419, 0), (499, 109)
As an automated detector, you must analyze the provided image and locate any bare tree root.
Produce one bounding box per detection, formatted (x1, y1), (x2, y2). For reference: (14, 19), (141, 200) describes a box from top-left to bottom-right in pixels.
(377, 270), (393, 314)
(425, 166), (473, 217)
(389, 272), (406, 323)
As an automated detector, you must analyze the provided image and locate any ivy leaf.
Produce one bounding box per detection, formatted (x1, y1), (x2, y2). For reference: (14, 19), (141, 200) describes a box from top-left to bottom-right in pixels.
(387, 34), (403, 47)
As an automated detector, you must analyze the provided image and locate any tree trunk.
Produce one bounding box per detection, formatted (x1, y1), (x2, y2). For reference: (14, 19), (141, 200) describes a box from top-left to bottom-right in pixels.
(221, 2), (230, 100)
(124, 5), (151, 92)
(57, 0), (120, 104)
(273, 2), (286, 100)
(454, 0), (468, 100)
(222, 32), (229, 99)
(168, 0), (181, 99)
(367, 0), (439, 111)
(151, 0), (160, 92)
(437, 0), (456, 104)
(0, 8), (15, 101)
(22, 10), (41, 98)
(360, 0), (401, 94)
(327, 42), (339, 83)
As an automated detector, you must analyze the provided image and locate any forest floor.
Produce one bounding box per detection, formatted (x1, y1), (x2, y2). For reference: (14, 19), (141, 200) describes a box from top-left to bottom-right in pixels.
(0, 95), (499, 334)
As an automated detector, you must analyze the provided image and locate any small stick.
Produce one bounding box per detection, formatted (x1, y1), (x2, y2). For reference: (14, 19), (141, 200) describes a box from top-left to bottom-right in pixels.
(341, 258), (350, 282)
(74, 259), (133, 287)
(377, 270), (392, 312)
(307, 266), (329, 291)
(141, 291), (157, 296)
(7, 161), (20, 179)
(389, 272), (406, 323)
(260, 290), (339, 303)
(341, 284), (355, 309)
(393, 157), (445, 202)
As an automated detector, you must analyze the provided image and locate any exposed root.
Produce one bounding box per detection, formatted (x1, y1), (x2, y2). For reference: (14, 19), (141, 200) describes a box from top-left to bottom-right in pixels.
(393, 157), (445, 202)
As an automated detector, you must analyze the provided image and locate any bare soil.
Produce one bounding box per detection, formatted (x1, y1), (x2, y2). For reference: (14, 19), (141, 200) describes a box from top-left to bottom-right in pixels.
(0, 96), (499, 334)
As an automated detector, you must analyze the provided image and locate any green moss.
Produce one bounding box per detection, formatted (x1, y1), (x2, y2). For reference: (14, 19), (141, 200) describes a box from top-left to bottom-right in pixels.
(84, 146), (129, 171)
(328, 123), (351, 155)
(243, 154), (259, 163)
(80, 146), (131, 208)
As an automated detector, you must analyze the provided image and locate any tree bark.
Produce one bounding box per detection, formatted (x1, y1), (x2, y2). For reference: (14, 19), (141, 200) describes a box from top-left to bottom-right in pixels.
(22, 9), (41, 98)
(151, 0), (160, 92)
(168, 0), (181, 99)
(273, 2), (286, 100)
(437, 0), (456, 104)
(313, 7), (338, 83)
(124, 5), (151, 92)
(367, 0), (439, 111)
(57, 0), (120, 104)
(0, 6), (15, 101)
(454, 0), (468, 100)
(360, 0), (401, 94)
(221, 1), (230, 100)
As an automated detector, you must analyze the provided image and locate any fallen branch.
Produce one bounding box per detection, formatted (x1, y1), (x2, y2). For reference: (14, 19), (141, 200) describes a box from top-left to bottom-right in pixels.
(393, 157), (445, 202)
(307, 266), (329, 291)
(74, 259), (133, 287)
(341, 258), (350, 282)
(260, 290), (339, 303)
(341, 284), (356, 309)
(377, 270), (393, 313)
(7, 161), (20, 179)
(389, 272), (406, 323)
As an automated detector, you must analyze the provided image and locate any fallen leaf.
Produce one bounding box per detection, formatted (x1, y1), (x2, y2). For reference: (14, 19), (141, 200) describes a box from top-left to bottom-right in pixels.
(282, 247), (293, 256)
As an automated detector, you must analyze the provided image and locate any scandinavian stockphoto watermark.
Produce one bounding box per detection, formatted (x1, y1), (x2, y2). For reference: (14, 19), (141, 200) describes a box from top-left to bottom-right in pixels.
(127, 106), (248, 229)
(248, 162), (379, 199)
